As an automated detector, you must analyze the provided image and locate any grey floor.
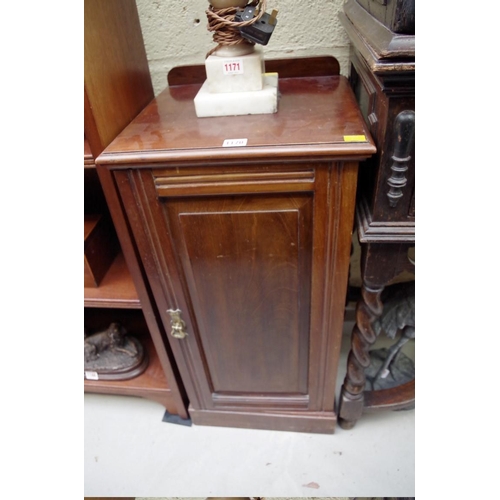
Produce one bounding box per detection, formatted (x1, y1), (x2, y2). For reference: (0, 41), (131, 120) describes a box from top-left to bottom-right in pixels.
(84, 318), (415, 497)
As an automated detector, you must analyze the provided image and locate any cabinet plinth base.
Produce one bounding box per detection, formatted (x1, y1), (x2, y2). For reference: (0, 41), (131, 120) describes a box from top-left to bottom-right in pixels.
(189, 406), (337, 434)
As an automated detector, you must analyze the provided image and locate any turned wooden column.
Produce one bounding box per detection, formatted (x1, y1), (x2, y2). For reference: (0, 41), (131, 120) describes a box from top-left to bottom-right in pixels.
(339, 242), (414, 429)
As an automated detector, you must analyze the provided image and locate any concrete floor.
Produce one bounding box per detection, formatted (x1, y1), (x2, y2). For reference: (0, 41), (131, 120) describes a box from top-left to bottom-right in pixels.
(84, 319), (415, 497)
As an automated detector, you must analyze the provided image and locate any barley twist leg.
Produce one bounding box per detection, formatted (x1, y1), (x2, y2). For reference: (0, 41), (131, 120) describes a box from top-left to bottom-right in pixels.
(338, 284), (384, 429)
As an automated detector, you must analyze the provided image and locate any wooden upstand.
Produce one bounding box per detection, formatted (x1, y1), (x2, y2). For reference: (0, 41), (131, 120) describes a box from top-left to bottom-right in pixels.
(96, 58), (376, 434)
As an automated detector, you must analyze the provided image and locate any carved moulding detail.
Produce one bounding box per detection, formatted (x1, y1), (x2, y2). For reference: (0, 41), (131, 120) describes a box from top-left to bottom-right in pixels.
(386, 110), (415, 208)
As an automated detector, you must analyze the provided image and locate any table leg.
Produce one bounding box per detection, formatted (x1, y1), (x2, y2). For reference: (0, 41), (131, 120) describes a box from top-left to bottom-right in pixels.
(338, 241), (414, 429)
(338, 283), (383, 429)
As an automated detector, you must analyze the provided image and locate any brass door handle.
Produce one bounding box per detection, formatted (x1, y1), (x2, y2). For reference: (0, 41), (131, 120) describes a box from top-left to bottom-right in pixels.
(167, 309), (188, 339)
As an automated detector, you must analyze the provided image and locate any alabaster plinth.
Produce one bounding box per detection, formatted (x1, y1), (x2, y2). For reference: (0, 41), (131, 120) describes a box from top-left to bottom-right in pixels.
(205, 49), (264, 93)
(195, 0), (278, 117)
(194, 73), (278, 118)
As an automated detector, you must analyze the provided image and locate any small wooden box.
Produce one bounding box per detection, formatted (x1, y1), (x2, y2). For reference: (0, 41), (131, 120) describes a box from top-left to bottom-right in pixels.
(84, 214), (119, 287)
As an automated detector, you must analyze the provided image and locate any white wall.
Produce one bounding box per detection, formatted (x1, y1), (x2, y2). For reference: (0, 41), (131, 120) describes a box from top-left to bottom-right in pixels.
(136, 0), (350, 96)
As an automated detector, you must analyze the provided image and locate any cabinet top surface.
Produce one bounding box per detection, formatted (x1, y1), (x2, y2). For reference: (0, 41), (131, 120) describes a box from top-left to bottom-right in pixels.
(97, 75), (375, 166)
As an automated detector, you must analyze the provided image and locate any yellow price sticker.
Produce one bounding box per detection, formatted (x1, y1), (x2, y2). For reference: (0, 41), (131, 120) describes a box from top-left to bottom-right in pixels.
(343, 135), (367, 142)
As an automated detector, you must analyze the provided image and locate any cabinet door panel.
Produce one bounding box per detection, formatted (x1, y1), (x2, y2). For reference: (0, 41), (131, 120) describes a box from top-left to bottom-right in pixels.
(168, 196), (312, 398)
(115, 164), (355, 418)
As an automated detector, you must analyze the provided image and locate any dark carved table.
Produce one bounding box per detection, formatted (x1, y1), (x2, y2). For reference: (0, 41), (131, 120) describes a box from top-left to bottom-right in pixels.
(338, 0), (415, 429)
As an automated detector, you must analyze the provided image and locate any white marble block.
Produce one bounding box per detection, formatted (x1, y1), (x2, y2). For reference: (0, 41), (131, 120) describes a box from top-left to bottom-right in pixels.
(194, 73), (279, 118)
(205, 50), (265, 93)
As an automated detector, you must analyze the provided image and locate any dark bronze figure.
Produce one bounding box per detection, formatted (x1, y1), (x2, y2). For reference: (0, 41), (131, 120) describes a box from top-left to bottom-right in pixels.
(84, 322), (148, 380)
(366, 282), (415, 391)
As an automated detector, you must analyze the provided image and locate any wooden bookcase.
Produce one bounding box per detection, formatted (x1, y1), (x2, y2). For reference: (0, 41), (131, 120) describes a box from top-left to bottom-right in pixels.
(84, 0), (188, 418)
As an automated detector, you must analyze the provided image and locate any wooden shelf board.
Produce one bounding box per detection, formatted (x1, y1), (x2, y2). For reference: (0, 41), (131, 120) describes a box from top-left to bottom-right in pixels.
(84, 138), (95, 167)
(84, 335), (170, 396)
(84, 252), (141, 309)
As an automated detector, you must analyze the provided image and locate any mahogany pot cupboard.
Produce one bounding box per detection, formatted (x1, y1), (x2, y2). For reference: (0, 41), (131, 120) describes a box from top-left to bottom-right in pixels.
(96, 57), (376, 433)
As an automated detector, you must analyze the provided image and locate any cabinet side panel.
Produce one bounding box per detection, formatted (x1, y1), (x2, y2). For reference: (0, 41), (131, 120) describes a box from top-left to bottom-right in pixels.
(169, 196), (312, 396)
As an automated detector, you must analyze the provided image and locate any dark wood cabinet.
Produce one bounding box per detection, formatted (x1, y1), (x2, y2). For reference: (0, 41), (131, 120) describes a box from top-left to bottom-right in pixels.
(338, 0), (415, 429)
(97, 59), (376, 433)
(84, 0), (188, 418)
(356, 0), (415, 34)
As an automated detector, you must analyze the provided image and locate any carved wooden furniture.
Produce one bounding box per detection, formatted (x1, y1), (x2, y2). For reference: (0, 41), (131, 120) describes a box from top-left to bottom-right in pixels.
(96, 56), (376, 434)
(354, 0), (415, 35)
(338, 0), (415, 429)
(84, 0), (188, 418)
